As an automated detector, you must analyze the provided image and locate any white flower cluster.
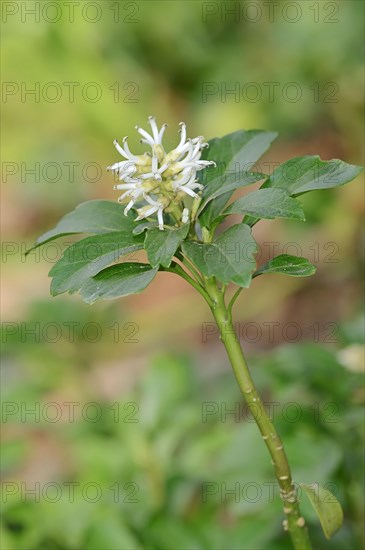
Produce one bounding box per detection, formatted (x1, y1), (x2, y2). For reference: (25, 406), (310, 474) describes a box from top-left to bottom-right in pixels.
(107, 117), (215, 230)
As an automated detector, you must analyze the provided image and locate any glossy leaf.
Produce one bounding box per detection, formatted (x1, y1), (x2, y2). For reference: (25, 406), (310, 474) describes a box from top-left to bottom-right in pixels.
(254, 255), (316, 278)
(80, 263), (158, 304)
(144, 224), (189, 268)
(224, 189), (305, 220)
(49, 231), (144, 296)
(262, 156), (363, 196)
(27, 200), (134, 253)
(301, 483), (343, 539)
(182, 224), (257, 287)
(198, 130), (278, 228)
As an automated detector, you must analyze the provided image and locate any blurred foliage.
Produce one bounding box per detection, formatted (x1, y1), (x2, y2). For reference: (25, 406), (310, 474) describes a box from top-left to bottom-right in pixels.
(2, 0), (364, 218)
(1, 301), (364, 549)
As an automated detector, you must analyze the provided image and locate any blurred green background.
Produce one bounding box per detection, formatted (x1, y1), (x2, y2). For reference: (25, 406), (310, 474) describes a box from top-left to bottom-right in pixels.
(1, 1), (364, 549)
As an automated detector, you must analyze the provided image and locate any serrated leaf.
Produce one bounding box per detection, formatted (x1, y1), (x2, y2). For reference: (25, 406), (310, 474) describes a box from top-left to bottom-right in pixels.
(254, 255), (316, 277)
(27, 200), (134, 254)
(80, 263), (158, 304)
(144, 224), (189, 268)
(182, 224), (257, 287)
(198, 130), (278, 228)
(49, 231), (144, 296)
(301, 483), (343, 539)
(262, 156), (363, 196)
(224, 189), (305, 220)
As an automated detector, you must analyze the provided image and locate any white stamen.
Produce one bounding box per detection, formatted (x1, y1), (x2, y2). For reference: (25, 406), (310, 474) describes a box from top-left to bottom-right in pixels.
(124, 199), (135, 214)
(182, 208), (189, 224)
(158, 123), (168, 142)
(113, 139), (129, 159)
(148, 116), (160, 143)
(121, 137), (137, 160)
(113, 183), (138, 190)
(136, 204), (160, 220)
(152, 155), (158, 172)
(157, 208), (164, 230)
(179, 186), (198, 198)
(117, 190), (133, 202)
(178, 122), (187, 147)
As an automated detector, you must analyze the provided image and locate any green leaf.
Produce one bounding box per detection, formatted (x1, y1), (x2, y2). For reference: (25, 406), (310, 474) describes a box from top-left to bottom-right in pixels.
(262, 156), (363, 196)
(199, 191), (232, 231)
(224, 189), (305, 220)
(254, 255), (316, 277)
(133, 221), (159, 235)
(182, 224), (257, 287)
(198, 130), (278, 228)
(199, 171), (265, 209)
(144, 224), (189, 268)
(80, 263), (158, 304)
(49, 231), (144, 296)
(301, 483), (343, 539)
(85, 515), (141, 550)
(27, 200), (134, 254)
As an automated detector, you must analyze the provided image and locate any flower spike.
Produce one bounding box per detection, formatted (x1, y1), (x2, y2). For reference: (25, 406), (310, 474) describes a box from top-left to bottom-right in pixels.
(107, 118), (215, 229)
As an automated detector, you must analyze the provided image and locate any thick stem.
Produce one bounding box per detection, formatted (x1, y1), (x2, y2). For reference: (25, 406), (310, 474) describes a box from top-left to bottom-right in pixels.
(205, 277), (312, 550)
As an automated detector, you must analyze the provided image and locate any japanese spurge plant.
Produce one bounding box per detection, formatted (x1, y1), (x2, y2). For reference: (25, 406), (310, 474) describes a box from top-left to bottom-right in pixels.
(29, 118), (362, 550)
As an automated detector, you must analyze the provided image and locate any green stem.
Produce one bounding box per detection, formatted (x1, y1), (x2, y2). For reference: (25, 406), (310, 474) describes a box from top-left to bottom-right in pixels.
(205, 277), (312, 550)
(181, 255), (205, 286)
(162, 263), (212, 305)
(174, 251), (203, 285)
(227, 286), (243, 319)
